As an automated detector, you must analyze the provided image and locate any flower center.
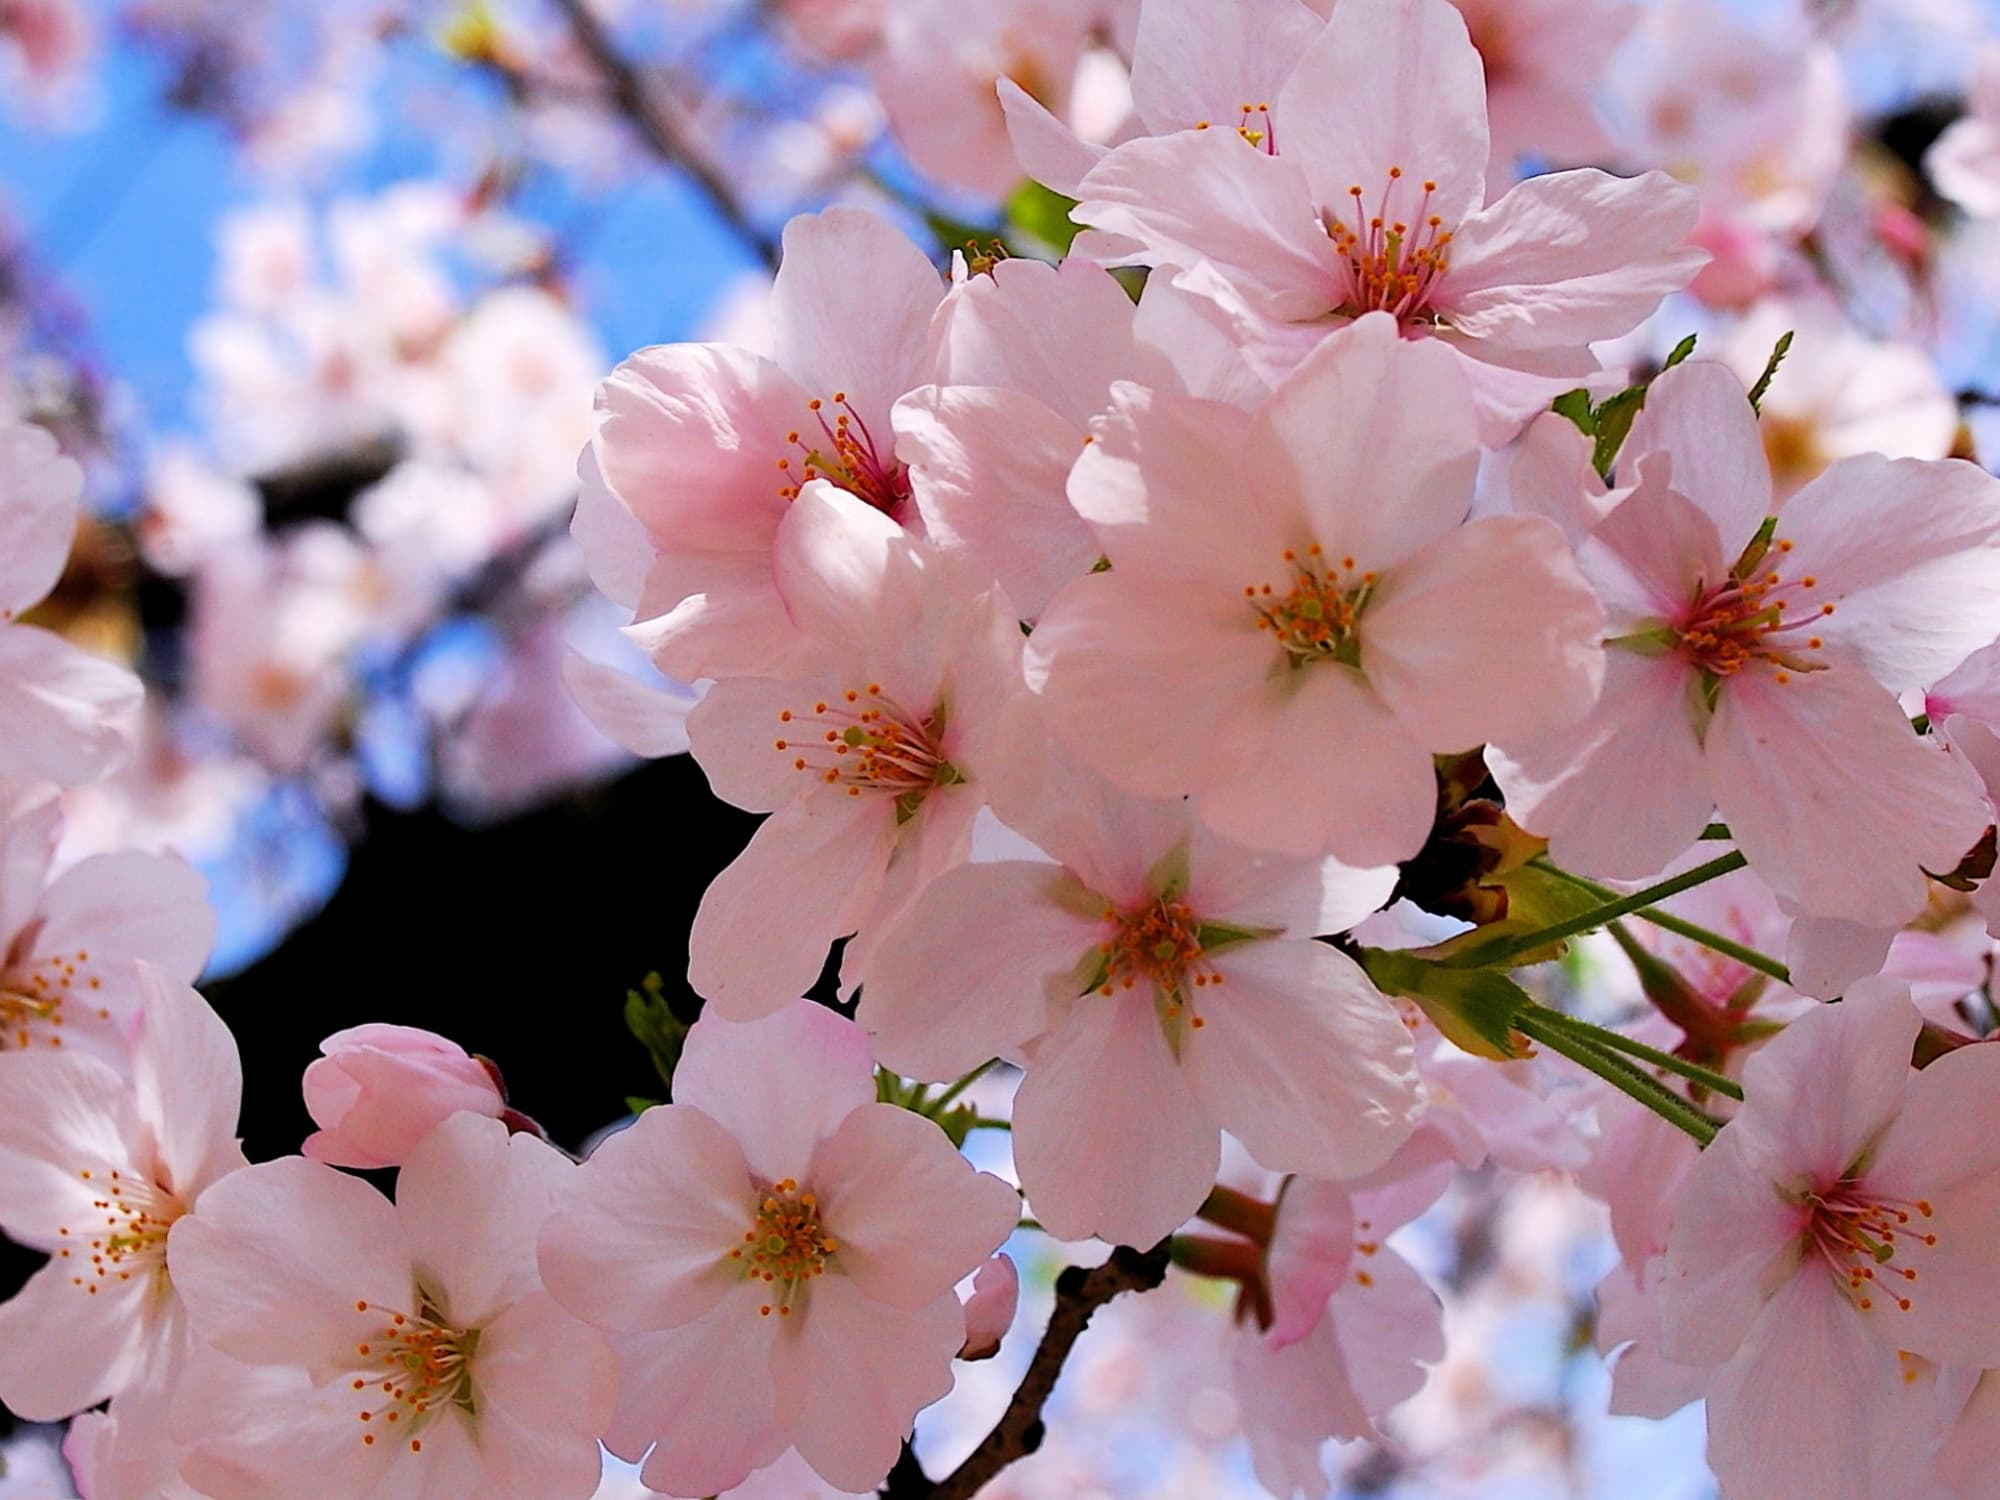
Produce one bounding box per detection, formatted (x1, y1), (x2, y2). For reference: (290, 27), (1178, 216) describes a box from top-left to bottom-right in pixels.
(773, 687), (962, 822)
(775, 393), (911, 516)
(1800, 1184), (1937, 1318)
(1244, 546), (1375, 667)
(1675, 532), (1834, 682)
(1090, 896), (1220, 1046)
(1, 942), (111, 1051)
(1324, 168), (1455, 323)
(730, 1178), (836, 1318)
(57, 1167), (182, 1295)
(349, 1292), (479, 1453)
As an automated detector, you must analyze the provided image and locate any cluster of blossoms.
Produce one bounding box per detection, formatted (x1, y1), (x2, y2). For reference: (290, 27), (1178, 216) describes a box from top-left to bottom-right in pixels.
(10, 0), (2000, 1497)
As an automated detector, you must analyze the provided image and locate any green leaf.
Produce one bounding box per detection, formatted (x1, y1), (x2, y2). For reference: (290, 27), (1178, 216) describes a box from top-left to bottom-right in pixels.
(1358, 948), (1532, 1060)
(1590, 386), (1648, 479)
(1662, 331), (1699, 370)
(1747, 330), (1794, 413)
(1005, 180), (1083, 255)
(1550, 388), (1596, 435)
(624, 1095), (661, 1116)
(624, 973), (688, 1097)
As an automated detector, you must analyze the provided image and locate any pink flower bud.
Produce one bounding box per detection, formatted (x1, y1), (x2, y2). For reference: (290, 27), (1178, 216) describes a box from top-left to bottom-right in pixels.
(958, 1253), (1020, 1362)
(300, 1023), (506, 1169)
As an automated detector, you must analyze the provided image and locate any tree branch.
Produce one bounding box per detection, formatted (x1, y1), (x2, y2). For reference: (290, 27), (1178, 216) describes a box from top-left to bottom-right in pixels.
(546, 0), (782, 269)
(881, 1241), (1172, 1500)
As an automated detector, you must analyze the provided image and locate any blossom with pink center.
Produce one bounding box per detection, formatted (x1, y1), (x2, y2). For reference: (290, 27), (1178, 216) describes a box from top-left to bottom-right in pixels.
(301, 1023), (507, 1169)
(893, 254), (1139, 618)
(1929, 46), (2000, 217)
(1231, 1170), (1447, 1497)
(0, 966), (244, 1421)
(537, 1001), (1020, 1496)
(0, 419), (143, 786)
(1659, 987), (2000, 1500)
(859, 760), (1419, 1247)
(1495, 359), (2000, 926)
(1030, 314), (1604, 867)
(685, 483), (1025, 1014)
(581, 206), (946, 682)
(1066, 0), (1704, 443)
(168, 1112), (615, 1500)
(0, 785), (213, 1063)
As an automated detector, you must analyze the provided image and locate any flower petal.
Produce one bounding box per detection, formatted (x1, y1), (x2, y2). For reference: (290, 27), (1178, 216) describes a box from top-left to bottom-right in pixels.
(809, 1104), (1019, 1309)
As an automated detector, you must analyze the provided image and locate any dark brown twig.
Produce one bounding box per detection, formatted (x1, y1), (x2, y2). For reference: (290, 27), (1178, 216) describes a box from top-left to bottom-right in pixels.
(881, 1241), (1172, 1500)
(546, 0), (782, 269)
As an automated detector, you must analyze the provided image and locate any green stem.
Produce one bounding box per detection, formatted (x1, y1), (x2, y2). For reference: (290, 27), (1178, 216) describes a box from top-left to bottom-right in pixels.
(933, 1060), (997, 1112)
(1526, 1004), (1744, 1101)
(967, 1117), (1012, 1133)
(1701, 822), (1732, 840)
(1514, 1009), (1721, 1145)
(1472, 851), (1748, 967)
(1016, 1217), (1043, 1233)
(1538, 863), (1791, 984)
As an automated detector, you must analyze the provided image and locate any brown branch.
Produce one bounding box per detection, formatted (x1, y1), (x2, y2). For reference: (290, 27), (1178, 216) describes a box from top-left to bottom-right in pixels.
(545, 0), (782, 270)
(881, 1241), (1172, 1500)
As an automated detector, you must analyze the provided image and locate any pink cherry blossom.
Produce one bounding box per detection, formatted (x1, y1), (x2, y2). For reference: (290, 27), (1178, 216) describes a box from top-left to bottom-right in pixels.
(684, 483), (1026, 1014)
(1068, 0), (1704, 442)
(1494, 359), (2000, 925)
(300, 1023), (507, 1169)
(859, 761), (1419, 1247)
(169, 1112), (615, 1500)
(1232, 1170), (1448, 1497)
(1031, 314), (1604, 866)
(1660, 986), (2000, 1500)
(582, 206), (946, 681)
(0, 419), (143, 786)
(0, 967), (243, 1421)
(0, 785), (213, 1063)
(958, 1252), (1020, 1360)
(894, 254), (1139, 618)
(537, 1001), (1021, 1497)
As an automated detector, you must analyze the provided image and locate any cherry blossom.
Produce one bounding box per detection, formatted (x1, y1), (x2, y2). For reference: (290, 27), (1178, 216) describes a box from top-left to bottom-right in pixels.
(0, 419), (143, 786)
(894, 253), (1139, 618)
(537, 1001), (1020, 1496)
(1494, 359), (2000, 925)
(582, 206), (946, 681)
(860, 761), (1419, 1247)
(1231, 1171), (1447, 1497)
(684, 483), (1026, 1013)
(169, 1112), (615, 1500)
(0, 785), (213, 1063)
(1032, 314), (1604, 865)
(1445, 0), (1634, 194)
(1067, 0), (1705, 441)
(0, 967), (244, 1421)
(301, 1024), (508, 1169)
(1660, 985), (2000, 1500)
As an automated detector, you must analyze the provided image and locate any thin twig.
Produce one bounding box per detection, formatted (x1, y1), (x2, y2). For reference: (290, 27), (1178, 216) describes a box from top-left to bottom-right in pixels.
(547, 0), (782, 269)
(880, 1241), (1172, 1499)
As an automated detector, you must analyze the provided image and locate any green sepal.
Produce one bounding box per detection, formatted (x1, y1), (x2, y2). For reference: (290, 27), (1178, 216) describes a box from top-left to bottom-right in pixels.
(624, 973), (688, 1098)
(1359, 948), (1531, 1060)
